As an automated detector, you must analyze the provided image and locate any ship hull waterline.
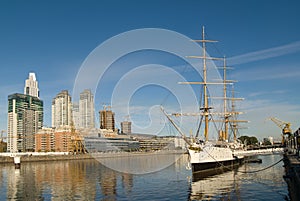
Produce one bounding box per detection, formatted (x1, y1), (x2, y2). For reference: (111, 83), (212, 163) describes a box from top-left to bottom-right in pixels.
(191, 157), (244, 174)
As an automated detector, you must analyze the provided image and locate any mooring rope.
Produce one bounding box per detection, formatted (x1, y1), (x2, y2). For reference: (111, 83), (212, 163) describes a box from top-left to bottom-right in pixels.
(238, 158), (283, 174)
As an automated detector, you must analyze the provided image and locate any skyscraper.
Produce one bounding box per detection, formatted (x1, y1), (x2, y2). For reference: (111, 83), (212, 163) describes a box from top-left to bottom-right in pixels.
(51, 90), (72, 128)
(72, 102), (80, 129)
(99, 106), (115, 131)
(121, 121), (132, 134)
(24, 72), (39, 98)
(79, 89), (95, 128)
(7, 72), (43, 153)
(7, 93), (43, 152)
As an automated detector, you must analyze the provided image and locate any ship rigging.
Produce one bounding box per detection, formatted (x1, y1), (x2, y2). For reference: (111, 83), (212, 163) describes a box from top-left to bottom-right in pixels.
(161, 26), (247, 173)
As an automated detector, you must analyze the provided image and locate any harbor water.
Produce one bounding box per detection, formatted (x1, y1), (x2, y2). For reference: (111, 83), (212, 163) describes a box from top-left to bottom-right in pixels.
(0, 154), (289, 200)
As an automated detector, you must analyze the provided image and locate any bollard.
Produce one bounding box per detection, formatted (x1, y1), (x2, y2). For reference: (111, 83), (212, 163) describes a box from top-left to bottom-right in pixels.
(14, 156), (21, 169)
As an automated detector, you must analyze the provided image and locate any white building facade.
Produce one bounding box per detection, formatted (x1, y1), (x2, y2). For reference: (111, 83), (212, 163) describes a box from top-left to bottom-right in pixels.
(121, 121), (131, 134)
(79, 89), (95, 129)
(51, 90), (73, 128)
(24, 72), (39, 98)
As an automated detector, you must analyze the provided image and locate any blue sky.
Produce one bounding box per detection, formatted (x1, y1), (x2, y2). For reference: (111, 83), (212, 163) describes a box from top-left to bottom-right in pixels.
(1, 0), (300, 141)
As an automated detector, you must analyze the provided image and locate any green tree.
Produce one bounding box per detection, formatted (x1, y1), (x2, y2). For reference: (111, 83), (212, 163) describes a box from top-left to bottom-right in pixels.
(238, 136), (248, 144)
(238, 135), (258, 145)
(249, 136), (258, 145)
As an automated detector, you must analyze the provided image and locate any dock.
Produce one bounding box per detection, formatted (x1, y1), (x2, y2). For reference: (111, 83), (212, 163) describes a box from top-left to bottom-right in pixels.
(0, 152), (93, 165)
(282, 126), (300, 200)
(283, 152), (300, 201)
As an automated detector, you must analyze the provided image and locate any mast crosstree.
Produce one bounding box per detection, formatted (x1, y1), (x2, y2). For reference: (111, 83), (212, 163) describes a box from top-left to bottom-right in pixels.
(175, 27), (247, 142)
(179, 26), (223, 142)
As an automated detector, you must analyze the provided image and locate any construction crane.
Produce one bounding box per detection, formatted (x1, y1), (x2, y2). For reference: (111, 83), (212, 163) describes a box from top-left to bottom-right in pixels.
(0, 130), (6, 152)
(268, 117), (292, 145)
(269, 117), (292, 135)
(0, 130), (6, 142)
(70, 122), (87, 154)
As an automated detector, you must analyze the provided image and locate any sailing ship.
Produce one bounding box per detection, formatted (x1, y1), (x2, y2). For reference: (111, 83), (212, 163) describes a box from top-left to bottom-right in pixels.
(161, 26), (247, 173)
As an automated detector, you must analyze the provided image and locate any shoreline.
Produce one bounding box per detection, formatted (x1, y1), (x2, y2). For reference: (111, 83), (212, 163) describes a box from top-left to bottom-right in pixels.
(0, 153), (93, 164)
(0, 150), (186, 164)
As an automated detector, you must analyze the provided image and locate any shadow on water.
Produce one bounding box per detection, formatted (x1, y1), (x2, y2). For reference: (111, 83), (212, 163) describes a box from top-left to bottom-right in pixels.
(192, 165), (239, 182)
(189, 154), (290, 201)
(189, 167), (240, 201)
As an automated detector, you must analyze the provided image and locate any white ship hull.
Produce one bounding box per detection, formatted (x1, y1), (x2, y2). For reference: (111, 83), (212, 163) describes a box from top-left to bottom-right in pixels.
(188, 144), (244, 173)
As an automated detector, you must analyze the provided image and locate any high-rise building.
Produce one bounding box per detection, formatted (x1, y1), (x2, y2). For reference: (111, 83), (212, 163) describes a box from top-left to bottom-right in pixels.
(72, 102), (80, 129)
(99, 106), (115, 131)
(121, 121), (132, 134)
(79, 89), (95, 128)
(24, 72), (39, 98)
(51, 90), (72, 128)
(7, 93), (43, 152)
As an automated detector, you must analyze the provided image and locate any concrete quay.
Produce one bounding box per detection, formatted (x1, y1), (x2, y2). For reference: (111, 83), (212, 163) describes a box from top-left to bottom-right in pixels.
(283, 152), (300, 201)
(0, 152), (93, 164)
(0, 150), (185, 165)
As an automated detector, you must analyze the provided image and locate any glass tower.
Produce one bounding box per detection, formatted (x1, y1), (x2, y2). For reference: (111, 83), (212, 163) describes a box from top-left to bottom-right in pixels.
(7, 93), (43, 152)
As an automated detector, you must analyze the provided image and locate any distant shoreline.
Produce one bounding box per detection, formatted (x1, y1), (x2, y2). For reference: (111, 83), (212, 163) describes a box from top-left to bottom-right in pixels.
(0, 150), (185, 164)
(0, 153), (93, 164)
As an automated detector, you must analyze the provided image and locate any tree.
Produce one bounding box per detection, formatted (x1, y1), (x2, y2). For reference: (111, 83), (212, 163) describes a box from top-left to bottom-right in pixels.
(238, 135), (258, 145)
(249, 136), (258, 145)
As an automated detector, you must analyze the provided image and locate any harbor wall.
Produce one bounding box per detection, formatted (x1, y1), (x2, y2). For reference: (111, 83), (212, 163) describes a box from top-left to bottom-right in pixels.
(0, 150), (185, 164)
(0, 154), (93, 164)
(283, 153), (300, 200)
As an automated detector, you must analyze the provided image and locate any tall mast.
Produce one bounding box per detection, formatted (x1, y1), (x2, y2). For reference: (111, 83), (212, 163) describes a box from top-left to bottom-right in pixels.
(202, 26), (209, 142)
(162, 26), (247, 144)
(231, 86), (237, 141)
(230, 85), (248, 141)
(173, 26), (221, 142)
(223, 57), (229, 141)
(213, 57), (242, 141)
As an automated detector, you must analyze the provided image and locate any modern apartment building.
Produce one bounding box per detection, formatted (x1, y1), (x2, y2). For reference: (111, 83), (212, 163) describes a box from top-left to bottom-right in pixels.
(79, 89), (95, 128)
(7, 73), (43, 152)
(52, 90), (72, 128)
(121, 121), (132, 134)
(53, 127), (73, 152)
(35, 127), (54, 152)
(35, 126), (76, 152)
(7, 93), (43, 152)
(72, 102), (80, 129)
(99, 106), (115, 131)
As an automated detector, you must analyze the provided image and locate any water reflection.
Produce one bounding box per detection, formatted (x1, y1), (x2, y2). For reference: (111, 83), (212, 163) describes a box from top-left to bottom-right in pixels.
(189, 154), (289, 201)
(0, 154), (289, 200)
(1, 159), (136, 200)
(92, 151), (183, 174)
(190, 169), (240, 200)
